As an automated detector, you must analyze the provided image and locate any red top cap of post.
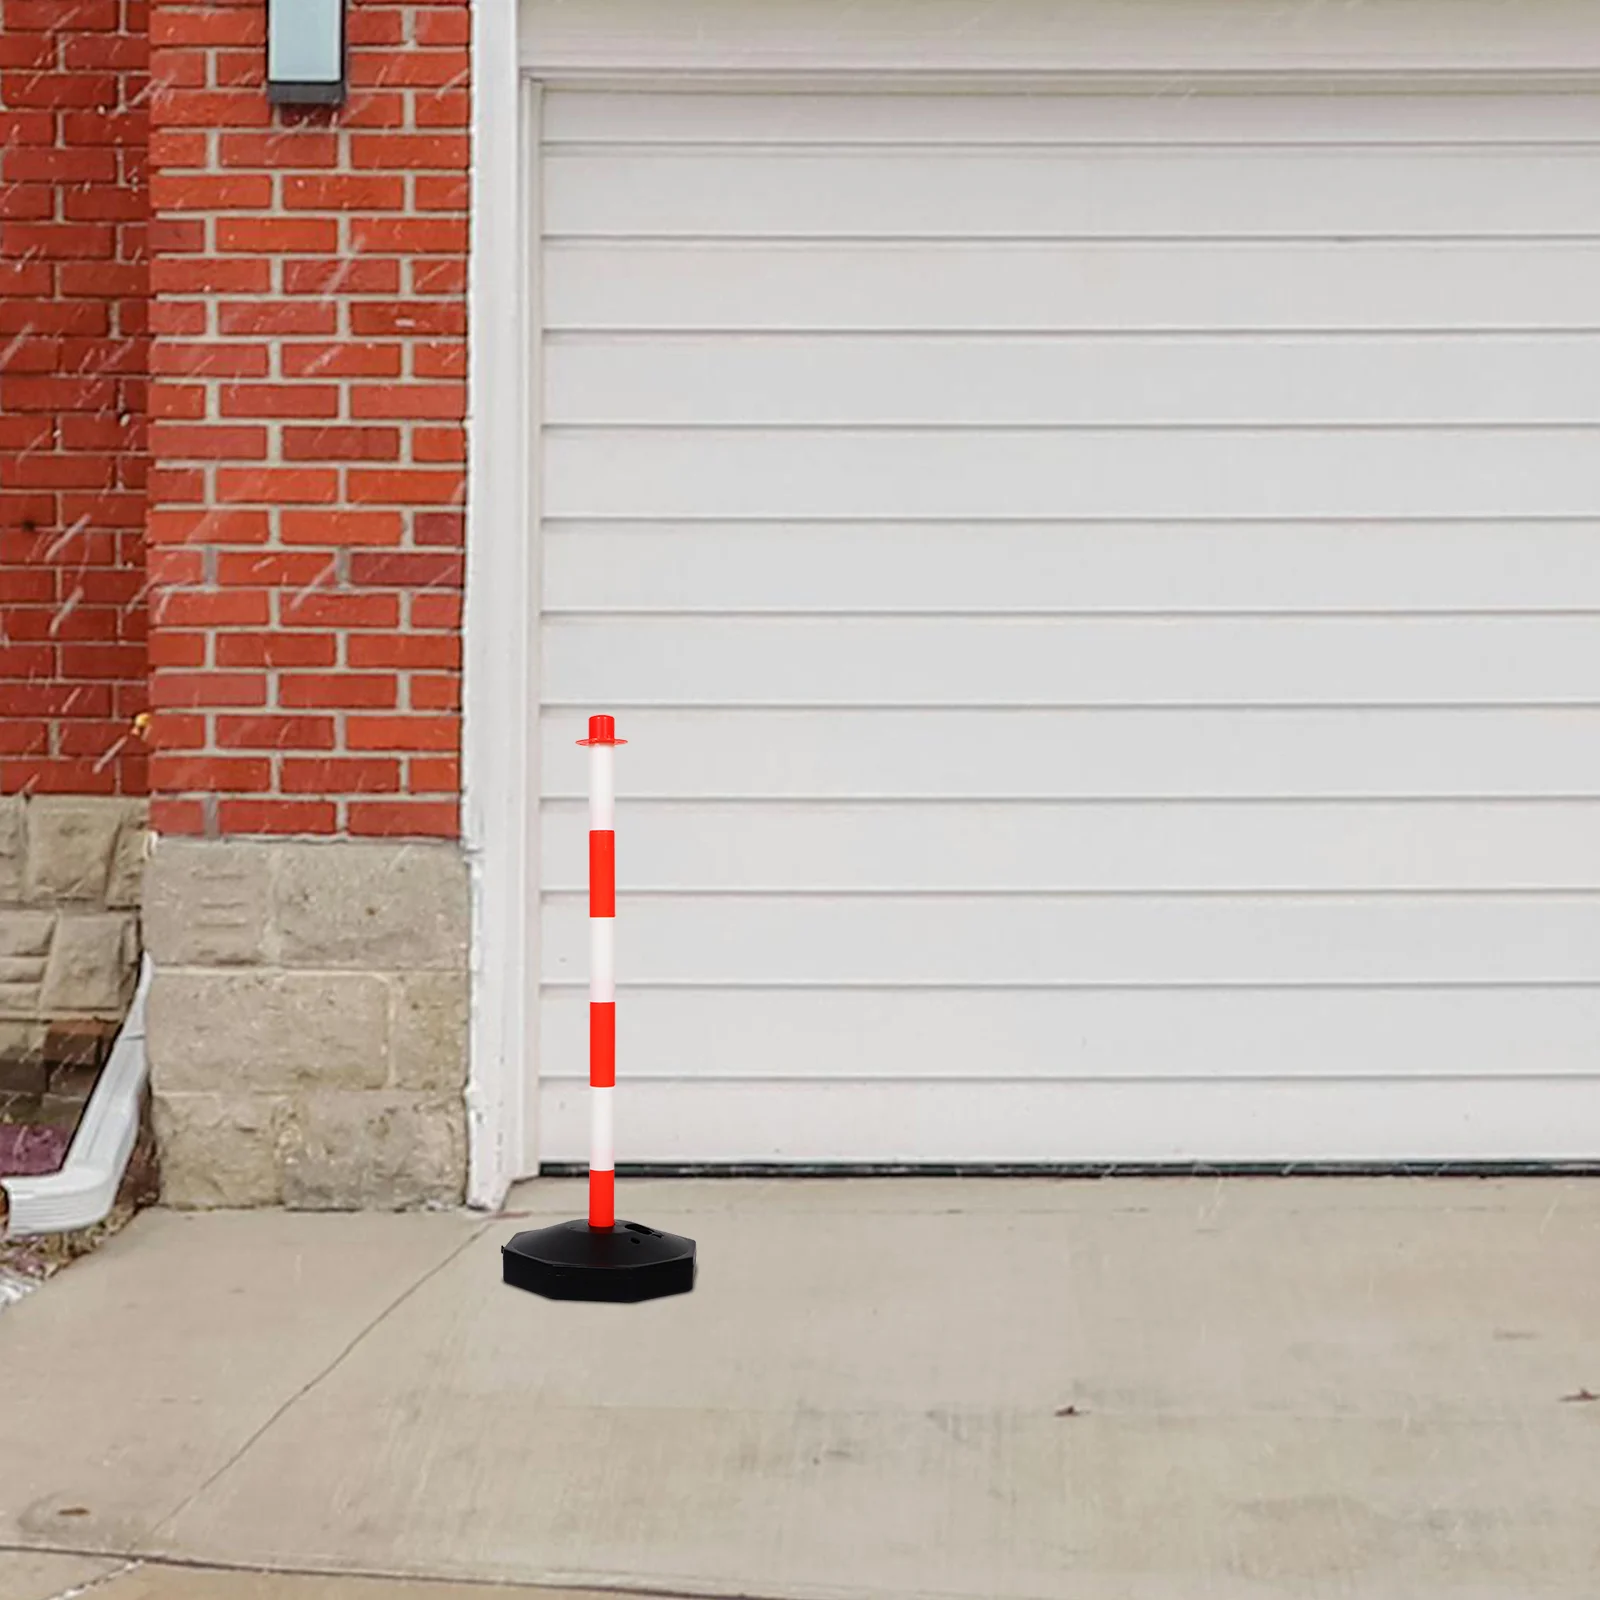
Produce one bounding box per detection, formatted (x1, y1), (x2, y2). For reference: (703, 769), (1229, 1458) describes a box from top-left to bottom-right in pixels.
(576, 713), (627, 747)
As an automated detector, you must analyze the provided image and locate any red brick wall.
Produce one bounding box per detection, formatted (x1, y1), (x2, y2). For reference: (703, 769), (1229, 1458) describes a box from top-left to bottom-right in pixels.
(145, 0), (467, 839)
(0, 0), (150, 798)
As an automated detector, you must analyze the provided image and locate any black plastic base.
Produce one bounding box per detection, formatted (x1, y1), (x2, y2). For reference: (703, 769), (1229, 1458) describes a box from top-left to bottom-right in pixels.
(501, 1218), (697, 1303)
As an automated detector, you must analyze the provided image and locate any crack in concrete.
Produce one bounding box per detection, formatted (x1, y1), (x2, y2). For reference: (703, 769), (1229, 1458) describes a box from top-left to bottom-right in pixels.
(145, 1218), (494, 1545)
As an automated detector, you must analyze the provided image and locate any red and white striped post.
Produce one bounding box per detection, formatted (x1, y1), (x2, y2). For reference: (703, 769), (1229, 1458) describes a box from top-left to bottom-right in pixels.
(500, 711), (697, 1301)
(578, 712), (623, 1231)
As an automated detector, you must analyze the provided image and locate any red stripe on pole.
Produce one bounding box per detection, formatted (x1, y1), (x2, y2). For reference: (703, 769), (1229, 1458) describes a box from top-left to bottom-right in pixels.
(590, 1001), (616, 1088)
(590, 830), (615, 918)
(589, 1167), (615, 1230)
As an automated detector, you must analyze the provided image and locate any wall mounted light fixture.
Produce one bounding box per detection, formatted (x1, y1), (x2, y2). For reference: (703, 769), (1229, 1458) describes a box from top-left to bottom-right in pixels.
(266, 0), (348, 106)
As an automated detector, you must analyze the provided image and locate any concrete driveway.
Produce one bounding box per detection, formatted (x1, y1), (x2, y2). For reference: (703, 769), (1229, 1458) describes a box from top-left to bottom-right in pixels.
(3, 1177), (1599, 1600)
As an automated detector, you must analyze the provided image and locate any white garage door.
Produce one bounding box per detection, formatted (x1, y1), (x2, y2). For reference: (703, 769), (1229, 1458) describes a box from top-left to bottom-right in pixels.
(529, 6), (1600, 1165)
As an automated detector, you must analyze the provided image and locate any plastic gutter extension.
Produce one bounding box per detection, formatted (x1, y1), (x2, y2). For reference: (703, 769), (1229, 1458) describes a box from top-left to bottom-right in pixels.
(1, 957), (152, 1239)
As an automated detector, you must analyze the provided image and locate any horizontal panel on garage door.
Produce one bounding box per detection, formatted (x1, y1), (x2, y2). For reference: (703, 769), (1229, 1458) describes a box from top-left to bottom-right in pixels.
(546, 241), (1600, 331)
(546, 149), (1600, 238)
(535, 1077), (1600, 1165)
(544, 522), (1600, 611)
(545, 334), (1600, 426)
(521, 0), (1600, 77)
(539, 987), (1600, 1081)
(545, 90), (1600, 146)
(543, 614), (1600, 706)
(540, 800), (1600, 892)
(539, 893), (1600, 987)
(543, 428), (1600, 520)
(537, 708), (1600, 800)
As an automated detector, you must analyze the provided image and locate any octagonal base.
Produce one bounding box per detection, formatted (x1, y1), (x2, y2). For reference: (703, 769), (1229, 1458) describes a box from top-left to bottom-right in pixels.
(501, 1218), (697, 1303)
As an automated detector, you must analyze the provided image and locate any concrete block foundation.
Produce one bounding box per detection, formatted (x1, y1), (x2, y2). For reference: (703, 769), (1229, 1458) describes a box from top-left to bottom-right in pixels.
(144, 839), (470, 1210)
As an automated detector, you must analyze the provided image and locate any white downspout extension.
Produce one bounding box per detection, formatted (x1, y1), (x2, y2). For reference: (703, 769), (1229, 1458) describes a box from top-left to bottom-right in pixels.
(1, 956), (152, 1238)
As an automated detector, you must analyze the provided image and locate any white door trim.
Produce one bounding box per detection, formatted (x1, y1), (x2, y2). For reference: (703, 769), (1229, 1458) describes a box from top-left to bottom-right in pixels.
(464, 1), (537, 1208)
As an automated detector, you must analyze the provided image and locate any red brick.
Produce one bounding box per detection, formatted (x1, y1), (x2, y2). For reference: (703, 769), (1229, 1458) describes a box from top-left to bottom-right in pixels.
(212, 48), (265, 89)
(216, 550), (337, 587)
(152, 588), (270, 628)
(151, 671), (267, 708)
(214, 468), (339, 504)
(219, 384), (340, 420)
(345, 469), (465, 507)
(151, 754), (272, 790)
(149, 508), (271, 545)
(148, 382), (205, 420)
(281, 343), (401, 379)
(152, 343), (270, 378)
(414, 10), (471, 45)
(149, 796), (207, 832)
(218, 301), (337, 336)
(346, 714), (459, 752)
(218, 130), (338, 168)
(0, 302), (108, 336)
(281, 757), (400, 793)
(147, 633), (207, 669)
(412, 427), (466, 464)
(217, 798), (337, 834)
(5, 0), (119, 30)
(148, 302), (206, 336)
(281, 428), (401, 464)
(60, 260), (144, 298)
(150, 89), (270, 129)
(4, 221), (115, 258)
(147, 547), (206, 585)
(0, 722), (54, 756)
(148, 129), (209, 168)
(348, 799), (459, 838)
(61, 110), (143, 147)
(278, 591), (398, 629)
(0, 182), (56, 219)
(356, 551), (465, 590)
(59, 642), (143, 677)
(216, 715), (336, 751)
(345, 2), (406, 44)
(350, 133), (468, 171)
(280, 673), (397, 709)
(274, 503), (398, 554)
(150, 49), (205, 89)
(2, 145), (116, 181)
(1, 69), (120, 107)
(348, 633), (461, 670)
(149, 172), (273, 209)
(340, 90), (407, 129)
(281, 258), (400, 296)
(413, 174), (469, 213)
(149, 423), (269, 460)
(151, 257), (273, 294)
(145, 204), (206, 247)
(350, 48), (468, 88)
(150, 7), (264, 46)
(214, 217), (340, 254)
(349, 216), (467, 255)
(351, 300), (464, 339)
(407, 757), (460, 793)
(409, 259), (466, 295)
(216, 631), (337, 668)
(1, 375), (118, 411)
(0, 33), (55, 67)
(413, 90), (470, 130)
(62, 33), (146, 70)
(282, 173), (406, 210)
(352, 383), (464, 421)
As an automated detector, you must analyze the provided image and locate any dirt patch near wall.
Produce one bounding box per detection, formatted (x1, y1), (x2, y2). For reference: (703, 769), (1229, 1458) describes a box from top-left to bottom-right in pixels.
(0, 1106), (160, 1306)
